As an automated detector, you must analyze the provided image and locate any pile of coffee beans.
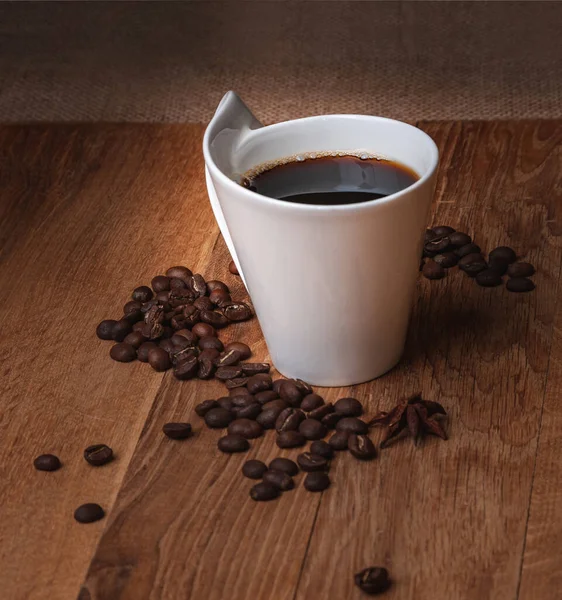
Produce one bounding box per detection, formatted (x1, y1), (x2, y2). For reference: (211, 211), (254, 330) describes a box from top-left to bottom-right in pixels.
(421, 226), (536, 292)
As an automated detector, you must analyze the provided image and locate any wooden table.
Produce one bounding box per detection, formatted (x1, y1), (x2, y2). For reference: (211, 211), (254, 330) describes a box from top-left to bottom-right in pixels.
(1, 122), (561, 600)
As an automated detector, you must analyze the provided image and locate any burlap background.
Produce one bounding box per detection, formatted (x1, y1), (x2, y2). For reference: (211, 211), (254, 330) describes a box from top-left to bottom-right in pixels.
(0, 1), (561, 123)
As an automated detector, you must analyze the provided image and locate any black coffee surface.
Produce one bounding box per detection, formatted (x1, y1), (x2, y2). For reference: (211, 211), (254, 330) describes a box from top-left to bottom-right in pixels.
(243, 155), (419, 205)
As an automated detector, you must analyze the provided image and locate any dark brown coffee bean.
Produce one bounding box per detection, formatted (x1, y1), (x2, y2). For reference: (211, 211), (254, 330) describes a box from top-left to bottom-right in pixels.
(137, 341), (158, 362)
(433, 252), (458, 268)
(336, 417), (368, 434)
(132, 321), (145, 332)
(507, 277), (535, 292)
(110, 342), (136, 362)
(262, 399), (287, 413)
(192, 296), (212, 311)
(294, 379), (313, 395)
(170, 333), (192, 350)
(123, 300), (142, 316)
(195, 399), (219, 417)
(217, 397), (235, 411)
(308, 403), (334, 420)
(328, 431), (350, 450)
(250, 482), (279, 501)
(179, 304), (198, 326)
(276, 430), (306, 448)
(229, 389), (252, 399)
(209, 288), (231, 307)
(159, 339), (176, 354)
(168, 288), (195, 308)
(301, 394), (325, 412)
(232, 395), (257, 408)
(132, 285), (153, 303)
(165, 266), (192, 280)
(269, 457), (299, 476)
(200, 309), (230, 328)
(84, 444), (113, 466)
(334, 397), (363, 417)
(432, 225), (455, 237)
(192, 322), (216, 338)
(151, 275), (170, 292)
(155, 290), (171, 306)
(448, 231), (471, 247)
(229, 260), (240, 275)
(199, 348), (220, 362)
(233, 402), (262, 420)
(112, 319), (133, 342)
(198, 336), (223, 352)
(304, 472), (330, 492)
(424, 236), (450, 254)
(322, 412), (342, 429)
(216, 366), (243, 380)
(257, 407), (283, 429)
(169, 315), (186, 331)
(171, 347), (197, 366)
(455, 242), (481, 258)
(422, 260), (446, 280)
(148, 347), (171, 371)
(225, 377), (250, 389)
(475, 269), (503, 287)
(276, 408), (306, 432)
(198, 357), (216, 379)
(123, 331), (146, 349)
(204, 407), (234, 428)
(173, 355), (199, 379)
(424, 228), (436, 242)
(74, 503), (105, 524)
(354, 567), (390, 595)
(223, 302), (253, 322)
(96, 319), (117, 340)
(310, 440), (334, 459)
(297, 452), (328, 472)
(206, 280), (230, 294)
(279, 380), (303, 406)
(247, 374), (273, 394)
(218, 434), (249, 453)
(263, 470), (294, 491)
(174, 327), (198, 344)
(189, 274), (207, 297)
(272, 379), (285, 395)
(299, 419), (328, 440)
(508, 262), (535, 278)
(242, 459), (268, 479)
(225, 342), (251, 360)
(34, 454), (61, 471)
(162, 422), (192, 440)
(228, 418), (263, 439)
(169, 277), (188, 290)
(489, 246), (517, 264)
(488, 258), (509, 276)
(216, 349), (242, 367)
(255, 390), (279, 405)
(241, 363), (271, 376)
(123, 309), (144, 325)
(458, 252), (487, 276)
(348, 434), (377, 460)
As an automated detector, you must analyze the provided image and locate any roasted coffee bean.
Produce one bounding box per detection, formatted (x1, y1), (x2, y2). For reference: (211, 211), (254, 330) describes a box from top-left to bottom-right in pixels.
(137, 341), (158, 362)
(348, 434), (377, 460)
(216, 349), (242, 367)
(169, 277), (188, 290)
(217, 397), (235, 411)
(151, 275), (170, 292)
(334, 397), (363, 417)
(173, 355), (199, 379)
(112, 319), (133, 342)
(123, 309), (144, 324)
(228, 418), (263, 439)
(308, 403), (334, 420)
(195, 399), (219, 417)
(74, 503), (105, 524)
(448, 231), (472, 247)
(322, 412), (342, 429)
(475, 269), (503, 287)
(250, 482), (279, 501)
(257, 407), (283, 429)
(508, 262), (535, 278)
(304, 472), (330, 492)
(247, 374), (273, 394)
(170, 315), (186, 331)
(424, 236), (450, 254)
(424, 228), (436, 242)
(140, 298), (157, 313)
(172, 347), (197, 366)
(161, 326), (174, 339)
(192, 322), (216, 338)
(165, 266), (192, 280)
(199, 336), (224, 352)
(336, 417), (369, 434)
(123, 331), (146, 349)
(432, 225), (455, 236)
(206, 280), (230, 294)
(193, 296), (214, 311)
(223, 302), (253, 322)
(110, 342), (136, 362)
(225, 377), (250, 389)
(455, 242), (481, 258)
(301, 394), (325, 412)
(229, 388), (252, 399)
(328, 431), (350, 450)
(96, 319), (117, 340)
(84, 444), (113, 466)
(200, 309), (230, 328)
(132, 321), (145, 332)
(189, 274), (207, 297)
(242, 459), (268, 479)
(422, 260), (446, 280)
(204, 407), (234, 428)
(276, 430), (306, 448)
(433, 252), (458, 268)
(269, 457), (299, 476)
(216, 366), (243, 380)
(148, 347), (171, 371)
(140, 321), (163, 341)
(169, 288), (195, 307)
(209, 288), (231, 307)
(297, 452), (328, 472)
(225, 342), (251, 360)
(34, 454), (61, 471)
(170, 333), (193, 350)
(488, 258), (509, 276)
(294, 379), (313, 395)
(279, 380), (303, 406)
(198, 357), (216, 379)
(310, 440), (334, 459)
(241, 362), (271, 376)
(199, 347), (220, 362)
(272, 379), (285, 395)
(489, 246), (516, 264)
(132, 285), (154, 303)
(276, 408), (306, 432)
(155, 290), (171, 306)
(162, 422), (192, 440)
(232, 396), (258, 408)
(123, 300), (142, 316)
(507, 277), (535, 292)
(229, 260), (240, 275)
(233, 403), (262, 420)
(354, 567), (390, 595)
(263, 470), (294, 491)
(218, 434), (249, 453)
(458, 253), (487, 276)
(255, 390), (279, 405)
(181, 304), (199, 327)
(262, 399), (288, 413)
(159, 339), (176, 354)
(299, 419), (328, 440)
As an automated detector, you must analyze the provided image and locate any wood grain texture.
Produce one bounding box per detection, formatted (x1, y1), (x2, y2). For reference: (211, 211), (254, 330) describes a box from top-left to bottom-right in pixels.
(0, 122), (560, 600)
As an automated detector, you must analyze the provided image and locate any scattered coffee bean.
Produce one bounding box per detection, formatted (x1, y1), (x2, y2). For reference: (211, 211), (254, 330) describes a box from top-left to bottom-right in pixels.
(432, 225), (455, 236)
(458, 253), (487, 276)
(200, 309), (230, 328)
(209, 288), (231, 307)
(192, 322), (216, 338)
(508, 262), (535, 278)
(489, 246), (517, 264)
(132, 285), (153, 303)
(206, 280), (230, 294)
(155, 290), (171, 306)
(231, 396), (257, 408)
(148, 347), (171, 371)
(170, 333), (192, 351)
(455, 242), (481, 258)
(175, 328), (199, 345)
(110, 342), (137, 362)
(173, 355), (199, 380)
(137, 341), (158, 362)
(257, 407), (284, 429)
(74, 503), (105, 524)
(217, 434), (249, 453)
(279, 380), (303, 406)
(132, 321), (145, 332)
(272, 379), (285, 395)
(232, 403), (262, 420)
(216, 349), (242, 367)
(195, 399), (219, 417)
(424, 228), (436, 242)
(198, 336), (224, 352)
(199, 348), (221, 362)
(277, 431), (306, 448)
(301, 394), (325, 412)
(229, 260), (240, 276)
(205, 407), (234, 428)
(299, 419), (328, 440)
(348, 434), (377, 460)
(192, 296), (213, 311)
(308, 403), (334, 420)
(159, 339), (176, 354)
(96, 319), (117, 340)
(276, 408), (306, 432)
(433, 252), (458, 268)
(304, 472), (330, 492)
(112, 319), (133, 342)
(263, 470), (294, 491)
(322, 412), (342, 429)
(448, 231), (471, 247)
(151, 275), (170, 292)
(241, 362), (271, 376)
(354, 567), (390, 595)
(297, 452), (328, 472)
(310, 440), (334, 459)
(295, 379), (313, 395)
(162, 422), (192, 440)
(122, 331), (146, 349)
(229, 387), (252, 398)
(269, 457), (299, 476)
(489, 258), (509, 275)
(224, 342), (251, 360)
(336, 417), (369, 434)
(424, 236), (450, 255)
(422, 260), (446, 280)
(217, 397), (235, 411)
(169, 278), (187, 291)
(242, 459), (268, 479)
(165, 266), (192, 280)
(247, 374), (273, 394)
(507, 277), (535, 292)
(475, 269), (503, 287)
(228, 418), (263, 439)
(34, 454), (61, 471)
(334, 397), (363, 417)
(189, 274), (207, 297)
(84, 444), (114, 466)
(216, 366), (243, 380)
(225, 377), (250, 389)
(250, 482), (279, 501)
(198, 357), (216, 379)
(255, 390), (279, 405)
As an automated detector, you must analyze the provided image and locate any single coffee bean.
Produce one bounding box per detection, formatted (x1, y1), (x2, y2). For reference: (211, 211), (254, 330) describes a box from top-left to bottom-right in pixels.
(255, 390), (279, 405)
(123, 300), (142, 315)
(334, 397), (363, 417)
(488, 258), (509, 275)
(215, 349), (242, 367)
(336, 417), (369, 434)
(112, 319), (133, 342)
(257, 407), (283, 429)
(348, 434), (377, 460)
(322, 412), (342, 429)
(193, 296), (214, 311)
(148, 347), (172, 371)
(279, 380), (303, 406)
(216, 366), (243, 380)
(180, 304), (199, 326)
(294, 379), (313, 395)
(233, 402), (262, 420)
(455, 242), (481, 258)
(297, 452), (328, 472)
(263, 470), (294, 491)
(155, 290), (171, 306)
(151, 275), (171, 292)
(247, 374), (273, 394)
(132, 321), (145, 332)
(192, 322), (217, 338)
(217, 397), (235, 411)
(123, 309), (144, 325)
(165, 266), (192, 280)
(262, 399), (288, 413)
(205, 407), (234, 428)
(508, 262), (535, 278)
(159, 339), (176, 354)
(354, 567), (390, 595)
(458, 253), (487, 276)
(195, 399), (219, 417)
(269, 457), (299, 476)
(137, 341), (158, 362)
(308, 403), (334, 420)
(96, 319), (117, 340)
(198, 336), (224, 352)
(226, 377), (250, 389)
(198, 357), (216, 379)
(84, 444), (113, 466)
(272, 380), (285, 395)
(475, 269), (503, 287)
(301, 394), (325, 412)
(229, 388), (252, 399)
(74, 503), (105, 524)
(173, 355), (199, 379)
(225, 342), (251, 360)
(448, 231), (472, 247)
(299, 419), (328, 440)
(209, 288), (231, 307)
(507, 277), (535, 292)
(433, 252), (458, 268)
(172, 347), (197, 366)
(231, 395), (258, 408)
(34, 454), (61, 471)
(189, 274), (207, 297)
(169, 277), (188, 291)
(277, 431), (306, 448)
(170, 315), (187, 330)
(424, 228), (436, 242)
(162, 422), (192, 440)
(199, 348), (220, 363)
(310, 440), (334, 459)
(168, 288), (195, 308)
(276, 408), (306, 432)
(132, 285), (153, 303)
(175, 328), (199, 345)
(329, 431), (350, 450)
(170, 333), (191, 350)
(223, 302), (253, 322)
(432, 225), (455, 236)
(489, 246), (517, 264)
(242, 459), (268, 479)
(424, 236), (450, 254)
(228, 418), (263, 439)
(206, 280), (230, 294)
(229, 260), (240, 275)
(218, 434), (249, 453)
(304, 472), (330, 492)
(200, 309), (230, 328)
(110, 342), (137, 363)
(123, 331), (146, 349)
(250, 482), (279, 501)
(241, 362), (271, 376)
(422, 260), (446, 280)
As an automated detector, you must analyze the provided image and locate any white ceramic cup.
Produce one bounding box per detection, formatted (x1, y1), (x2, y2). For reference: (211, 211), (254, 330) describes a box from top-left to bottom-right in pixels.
(203, 92), (438, 386)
